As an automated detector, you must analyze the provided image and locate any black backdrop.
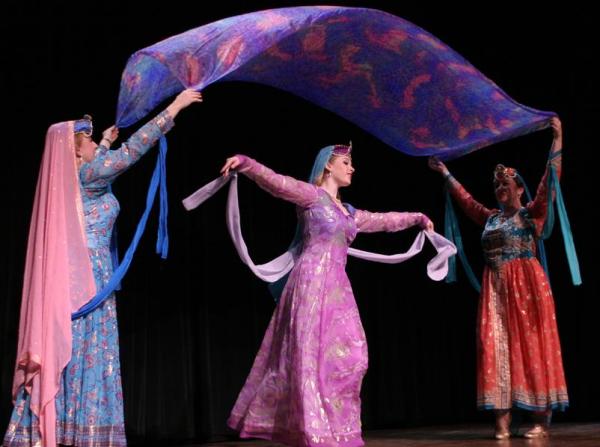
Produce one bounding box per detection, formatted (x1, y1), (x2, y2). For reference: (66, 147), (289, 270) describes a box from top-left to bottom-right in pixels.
(1, 1), (598, 445)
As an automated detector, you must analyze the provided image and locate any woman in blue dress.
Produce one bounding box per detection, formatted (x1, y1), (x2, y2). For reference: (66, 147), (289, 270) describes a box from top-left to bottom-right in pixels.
(4, 89), (202, 447)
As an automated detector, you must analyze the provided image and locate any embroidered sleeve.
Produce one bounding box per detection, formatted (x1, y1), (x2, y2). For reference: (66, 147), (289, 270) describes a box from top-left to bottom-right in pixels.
(237, 155), (319, 208)
(81, 110), (174, 186)
(354, 209), (430, 233)
(446, 176), (494, 226)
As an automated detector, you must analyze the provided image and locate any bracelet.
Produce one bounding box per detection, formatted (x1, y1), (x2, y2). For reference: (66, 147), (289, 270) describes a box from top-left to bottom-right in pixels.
(443, 172), (453, 181)
(101, 137), (113, 146)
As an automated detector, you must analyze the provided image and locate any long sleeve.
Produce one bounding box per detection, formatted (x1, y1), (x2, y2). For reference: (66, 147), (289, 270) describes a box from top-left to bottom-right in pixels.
(354, 209), (430, 233)
(447, 176), (495, 226)
(237, 155), (319, 208)
(81, 110), (174, 187)
(526, 154), (562, 234)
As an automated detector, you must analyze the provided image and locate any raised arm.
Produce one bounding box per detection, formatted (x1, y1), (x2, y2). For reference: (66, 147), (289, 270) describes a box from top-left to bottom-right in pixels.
(81, 89), (202, 187)
(527, 117), (563, 232)
(221, 155), (318, 208)
(81, 111), (173, 186)
(354, 209), (431, 233)
(428, 156), (494, 226)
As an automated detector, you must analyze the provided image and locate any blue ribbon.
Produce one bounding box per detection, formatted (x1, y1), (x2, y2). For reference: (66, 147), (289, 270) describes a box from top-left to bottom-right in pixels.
(540, 164), (582, 285)
(516, 174), (550, 281)
(444, 188), (481, 292)
(72, 136), (170, 319)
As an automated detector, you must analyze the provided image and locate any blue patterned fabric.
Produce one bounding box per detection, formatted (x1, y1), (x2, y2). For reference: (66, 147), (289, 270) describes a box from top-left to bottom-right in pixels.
(116, 6), (555, 159)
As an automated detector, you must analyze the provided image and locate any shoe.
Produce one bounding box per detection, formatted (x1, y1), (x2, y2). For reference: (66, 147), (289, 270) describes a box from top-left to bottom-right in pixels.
(494, 430), (510, 440)
(524, 424), (549, 438)
(494, 410), (511, 440)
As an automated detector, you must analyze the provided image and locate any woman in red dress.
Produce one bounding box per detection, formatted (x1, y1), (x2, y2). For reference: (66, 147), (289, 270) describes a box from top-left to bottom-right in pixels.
(428, 117), (568, 439)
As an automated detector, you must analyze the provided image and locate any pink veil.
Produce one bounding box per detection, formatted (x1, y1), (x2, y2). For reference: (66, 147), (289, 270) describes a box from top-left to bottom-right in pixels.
(11, 121), (96, 446)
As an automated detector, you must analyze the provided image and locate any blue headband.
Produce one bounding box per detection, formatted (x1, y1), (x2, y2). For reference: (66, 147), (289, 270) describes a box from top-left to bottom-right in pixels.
(74, 114), (93, 136)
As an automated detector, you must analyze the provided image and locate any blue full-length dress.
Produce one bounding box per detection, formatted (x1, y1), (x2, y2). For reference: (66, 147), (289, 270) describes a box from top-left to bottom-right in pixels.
(4, 111), (173, 447)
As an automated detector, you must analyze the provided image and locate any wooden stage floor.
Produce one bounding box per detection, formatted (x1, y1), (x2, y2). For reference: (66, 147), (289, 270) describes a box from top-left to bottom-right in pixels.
(194, 423), (600, 447)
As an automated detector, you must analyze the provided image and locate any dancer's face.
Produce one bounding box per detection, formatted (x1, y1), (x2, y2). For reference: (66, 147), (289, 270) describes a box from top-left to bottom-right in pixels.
(493, 176), (523, 207)
(75, 134), (98, 163)
(326, 155), (354, 187)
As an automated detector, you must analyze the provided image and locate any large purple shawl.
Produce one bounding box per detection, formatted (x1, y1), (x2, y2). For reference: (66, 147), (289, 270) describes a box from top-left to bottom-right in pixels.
(116, 6), (554, 159)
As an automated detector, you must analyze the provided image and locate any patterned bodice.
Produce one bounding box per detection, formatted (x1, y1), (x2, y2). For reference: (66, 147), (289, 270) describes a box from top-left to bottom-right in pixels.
(297, 190), (358, 268)
(482, 208), (537, 269)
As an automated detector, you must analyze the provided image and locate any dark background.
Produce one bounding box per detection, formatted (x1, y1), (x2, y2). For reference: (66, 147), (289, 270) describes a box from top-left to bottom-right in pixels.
(1, 1), (597, 445)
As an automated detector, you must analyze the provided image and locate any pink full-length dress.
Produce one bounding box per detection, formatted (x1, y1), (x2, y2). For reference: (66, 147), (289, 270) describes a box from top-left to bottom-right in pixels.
(227, 156), (429, 447)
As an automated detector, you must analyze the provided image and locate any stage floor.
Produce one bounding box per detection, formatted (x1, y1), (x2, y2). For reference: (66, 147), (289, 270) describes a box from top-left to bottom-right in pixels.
(197, 423), (600, 446)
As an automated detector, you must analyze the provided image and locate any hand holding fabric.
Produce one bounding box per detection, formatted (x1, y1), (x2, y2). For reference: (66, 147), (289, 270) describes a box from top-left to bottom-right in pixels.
(165, 88), (203, 119)
(221, 156), (241, 177)
(428, 156), (450, 177)
(424, 218), (435, 232)
(102, 126), (119, 146)
(550, 116), (562, 141)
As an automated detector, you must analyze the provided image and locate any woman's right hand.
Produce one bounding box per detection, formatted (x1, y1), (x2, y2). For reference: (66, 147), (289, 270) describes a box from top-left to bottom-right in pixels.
(220, 156), (241, 177)
(428, 156), (449, 176)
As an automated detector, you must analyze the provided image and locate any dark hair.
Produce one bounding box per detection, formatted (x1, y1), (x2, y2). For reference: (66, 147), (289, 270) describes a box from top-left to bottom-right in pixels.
(514, 175), (524, 188)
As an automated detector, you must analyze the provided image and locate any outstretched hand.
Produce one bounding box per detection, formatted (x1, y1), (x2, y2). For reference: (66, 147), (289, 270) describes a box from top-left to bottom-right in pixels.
(220, 156), (241, 177)
(428, 156), (449, 176)
(424, 219), (435, 233)
(166, 89), (203, 119)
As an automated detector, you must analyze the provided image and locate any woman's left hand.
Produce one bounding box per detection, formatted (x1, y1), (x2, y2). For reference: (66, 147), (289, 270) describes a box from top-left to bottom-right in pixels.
(550, 116), (562, 140)
(420, 215), (434, 232)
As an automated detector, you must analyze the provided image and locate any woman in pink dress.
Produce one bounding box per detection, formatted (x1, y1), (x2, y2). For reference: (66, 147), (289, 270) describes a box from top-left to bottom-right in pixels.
(220, 144), (433, 447)
(428, 117), (568, 439)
